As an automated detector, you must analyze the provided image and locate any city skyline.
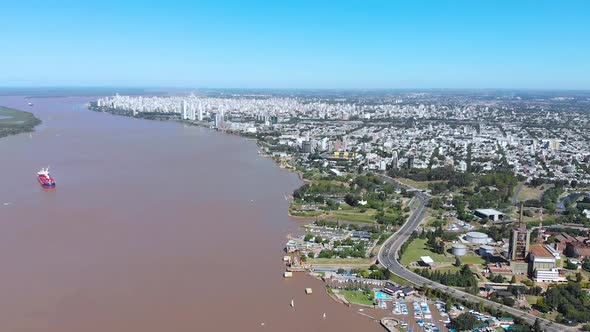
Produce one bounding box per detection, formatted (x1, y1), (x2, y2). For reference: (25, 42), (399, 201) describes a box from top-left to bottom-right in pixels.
(1, 0), (589, 89)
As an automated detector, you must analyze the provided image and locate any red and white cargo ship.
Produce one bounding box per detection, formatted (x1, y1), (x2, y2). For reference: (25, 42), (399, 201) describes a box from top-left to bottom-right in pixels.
(37, 167), (56, 187)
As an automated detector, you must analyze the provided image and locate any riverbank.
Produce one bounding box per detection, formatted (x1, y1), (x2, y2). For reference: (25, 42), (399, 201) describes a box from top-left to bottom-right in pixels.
(0, 105), (41, 139)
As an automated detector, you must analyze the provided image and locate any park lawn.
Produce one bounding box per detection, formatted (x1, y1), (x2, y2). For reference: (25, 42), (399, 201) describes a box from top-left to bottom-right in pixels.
(517, 185), (546, 201)
(395, 178), (446, 190)
(526, 295), (540, 306)
(338, 203), (354, 210)
(301, 169), (326, 181)
(329, 208), (377, 223)
(542, 311), (559, 321)
(400, 238), (455, 265)
(461, 255), (485, 265)
(389, 274), (411, 286)
(338, 290), (374, 306)
(307, 258), (372, 265)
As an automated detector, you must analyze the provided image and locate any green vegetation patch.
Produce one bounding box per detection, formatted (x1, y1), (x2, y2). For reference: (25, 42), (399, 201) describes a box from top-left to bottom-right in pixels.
(461, 254), (485, 265)
(536, 283), (590, 323)
(0, 106), (41, 139)
(518, 185), (546, 201)
(395, 178), (445, 190)
(526, 295), (540, 306)
(389, 273), (411, 286)
(434, 266), (461, 274)
(307, 258), (372, 265)
(399, 238), (455, 265)
(329, 208), (377, 223)
(338, 290), (374, 306)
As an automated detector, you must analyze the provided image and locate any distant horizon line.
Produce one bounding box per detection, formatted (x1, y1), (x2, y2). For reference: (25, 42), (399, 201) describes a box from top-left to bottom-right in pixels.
(1, 86), (590, 92)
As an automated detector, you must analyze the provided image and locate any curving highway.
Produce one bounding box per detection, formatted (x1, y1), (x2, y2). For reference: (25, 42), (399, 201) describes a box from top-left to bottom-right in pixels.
(376, 174), (577, 332)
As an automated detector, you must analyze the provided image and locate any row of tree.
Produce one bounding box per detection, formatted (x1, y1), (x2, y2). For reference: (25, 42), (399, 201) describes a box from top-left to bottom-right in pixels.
(535, 283), (590, 323)
(414, 265), (477, 288)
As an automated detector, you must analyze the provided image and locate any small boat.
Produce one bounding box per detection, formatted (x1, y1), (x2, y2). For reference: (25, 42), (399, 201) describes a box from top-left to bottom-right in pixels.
(323, 313), (326, 319)
(28, 102), (33, 106)
(290, 299), (294, 308)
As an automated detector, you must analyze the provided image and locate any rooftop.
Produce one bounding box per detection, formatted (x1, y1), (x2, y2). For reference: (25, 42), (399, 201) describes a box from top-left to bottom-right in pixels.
(529, 245), (555, 259)
(475, 208), (504, 216)
(466, 231), (489, 238)
(421, 256), (434, 264)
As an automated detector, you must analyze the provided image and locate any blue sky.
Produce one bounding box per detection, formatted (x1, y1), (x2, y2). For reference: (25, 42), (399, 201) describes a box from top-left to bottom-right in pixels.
(1, 0), (589, 89)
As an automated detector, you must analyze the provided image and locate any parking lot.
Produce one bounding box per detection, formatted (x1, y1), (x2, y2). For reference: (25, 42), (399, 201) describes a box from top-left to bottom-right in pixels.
(379, 297), (449, 332)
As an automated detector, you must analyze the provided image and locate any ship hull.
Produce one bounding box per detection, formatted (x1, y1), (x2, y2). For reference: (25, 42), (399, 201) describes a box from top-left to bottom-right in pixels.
(37, 176), (55, 187)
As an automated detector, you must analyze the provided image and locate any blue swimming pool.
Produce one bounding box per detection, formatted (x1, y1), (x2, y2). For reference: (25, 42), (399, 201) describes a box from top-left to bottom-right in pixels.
(375, 291), (392, 299)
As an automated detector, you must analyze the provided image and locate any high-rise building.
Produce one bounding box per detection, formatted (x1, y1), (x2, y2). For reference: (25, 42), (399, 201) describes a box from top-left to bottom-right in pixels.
(509, 204), (531, 261)
(198, 101), (203, 121)
(320, 137), (328, 151)
(458, 160), (467, 172)
(406, 155), (415, 169)
(391, 151), (398, 170)
(181, 101), (188, 119)
(445, 156), (454, 167)
(301, 141), (312, 153)
(509, 226), (530, 261)
(214, 112), (223, 129)
(189, 106), (196, 121)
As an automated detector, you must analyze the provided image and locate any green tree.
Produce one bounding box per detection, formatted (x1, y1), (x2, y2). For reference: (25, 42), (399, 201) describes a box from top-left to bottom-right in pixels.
(344, 193), (359, 207)
(535, 297), (551, 313)
(503, 297), (516, 307)
(565, 259), (578, 270)
(445, 299), (454, 312)
(452, 313), (479, 331)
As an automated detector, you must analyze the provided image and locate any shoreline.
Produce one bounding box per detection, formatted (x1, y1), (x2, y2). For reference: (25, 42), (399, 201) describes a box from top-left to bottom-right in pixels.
(0, 105), (42, 140)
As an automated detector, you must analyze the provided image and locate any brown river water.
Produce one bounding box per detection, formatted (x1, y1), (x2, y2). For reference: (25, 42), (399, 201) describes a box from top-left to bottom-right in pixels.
(0, 96), (384, 332)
